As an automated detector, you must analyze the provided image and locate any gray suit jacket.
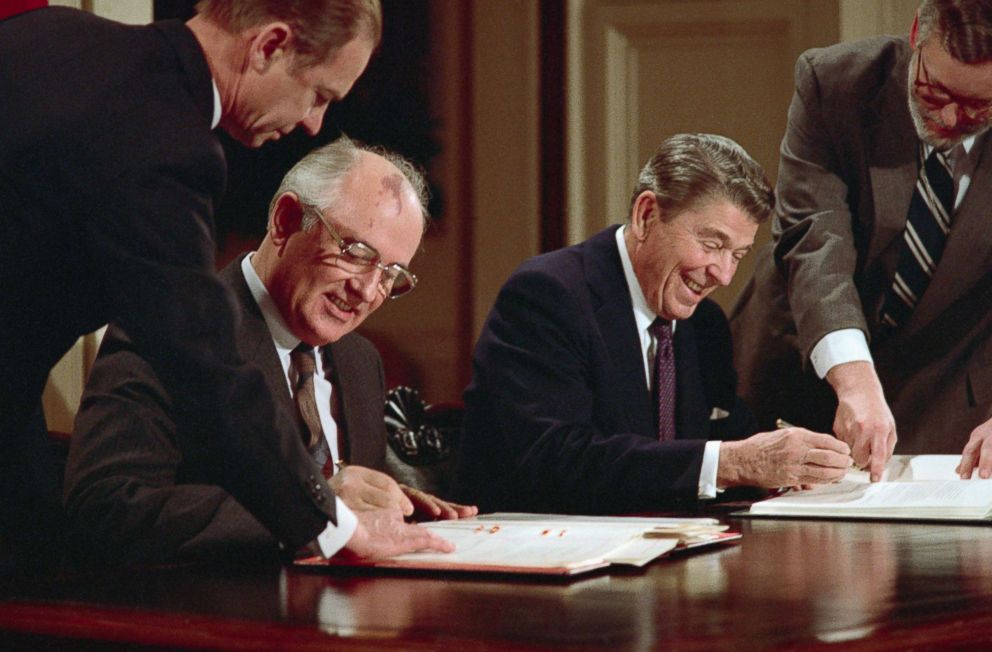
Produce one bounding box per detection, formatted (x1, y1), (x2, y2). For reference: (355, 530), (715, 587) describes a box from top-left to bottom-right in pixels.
(731, 36), (992, 453)
(65, 257), (387, 565)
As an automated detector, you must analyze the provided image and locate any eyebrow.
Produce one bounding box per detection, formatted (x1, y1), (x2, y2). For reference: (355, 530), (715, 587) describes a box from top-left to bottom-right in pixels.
(697, 226), (753, 251)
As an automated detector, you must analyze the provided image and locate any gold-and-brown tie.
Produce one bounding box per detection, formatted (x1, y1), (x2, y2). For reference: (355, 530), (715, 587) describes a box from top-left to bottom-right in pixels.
(290, 344), (333, 475)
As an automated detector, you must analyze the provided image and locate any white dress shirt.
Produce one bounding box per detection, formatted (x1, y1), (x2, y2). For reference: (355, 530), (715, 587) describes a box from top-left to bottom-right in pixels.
(241, 254), (357, 558)
(615, 227), (721, 497)
(810, 134), (981, 378)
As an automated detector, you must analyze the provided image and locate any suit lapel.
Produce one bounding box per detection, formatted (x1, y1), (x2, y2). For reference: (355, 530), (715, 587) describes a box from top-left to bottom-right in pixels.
(908, 135), (992, 331)
(673, 319), (709, 440)
(322, 341), (374, 467)
(585, 227), (654, 437)
(219, 257), (310, 460)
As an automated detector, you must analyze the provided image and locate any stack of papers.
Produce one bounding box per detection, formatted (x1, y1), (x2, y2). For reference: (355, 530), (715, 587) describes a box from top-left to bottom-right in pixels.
(745, 455), (992, 521)
(298, 513), (741, 576)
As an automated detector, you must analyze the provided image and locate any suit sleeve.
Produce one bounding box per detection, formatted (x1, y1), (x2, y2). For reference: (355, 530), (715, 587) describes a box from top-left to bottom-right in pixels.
(462, 270), (706, 514)
(64, 326), (276, 566)
(774, 51), (871, 361)
(82, 136), (332, 552)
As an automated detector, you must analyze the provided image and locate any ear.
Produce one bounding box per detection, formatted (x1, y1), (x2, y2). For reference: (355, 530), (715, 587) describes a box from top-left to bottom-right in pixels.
(910, 12), (920, 49)
(629, 190), (659, 242)
(248, 22), (293, 73)
(270, 192), (304, 243)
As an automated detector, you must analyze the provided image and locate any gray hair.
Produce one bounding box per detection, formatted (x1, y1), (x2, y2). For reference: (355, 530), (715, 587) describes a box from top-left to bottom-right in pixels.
(917, 0), (992, 63)
(629, 133), (773, 225)
(269, 135), (431, 234)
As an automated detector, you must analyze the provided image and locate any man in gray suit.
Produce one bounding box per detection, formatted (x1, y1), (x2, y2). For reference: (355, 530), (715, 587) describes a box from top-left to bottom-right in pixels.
(731, 0), (992, 481)
(65, 138), (473, 566)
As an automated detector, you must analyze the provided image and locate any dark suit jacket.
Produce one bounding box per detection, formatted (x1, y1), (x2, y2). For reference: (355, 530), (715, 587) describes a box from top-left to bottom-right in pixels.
(452, 226), (756, 514)
(0, 7), (330, 564)
(731, 37), (992, 453)
(64, 257), (388, 565)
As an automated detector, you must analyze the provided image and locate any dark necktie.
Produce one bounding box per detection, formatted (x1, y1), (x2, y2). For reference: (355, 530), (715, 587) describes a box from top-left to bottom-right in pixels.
(650, 319), (676, 441)
(290, 344), (333, 475)
(879, 144), (955, 330)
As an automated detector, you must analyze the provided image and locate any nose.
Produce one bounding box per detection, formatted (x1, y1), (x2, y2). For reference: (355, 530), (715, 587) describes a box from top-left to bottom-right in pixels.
(348, 267), (383, 303)
(302, 104), (328, 136)
(939, 103), (960, 128)
(708, 255), (736, 287)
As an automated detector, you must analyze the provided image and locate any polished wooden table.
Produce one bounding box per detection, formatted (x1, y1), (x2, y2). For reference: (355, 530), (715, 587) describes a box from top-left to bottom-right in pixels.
(4, 515), (992, 650)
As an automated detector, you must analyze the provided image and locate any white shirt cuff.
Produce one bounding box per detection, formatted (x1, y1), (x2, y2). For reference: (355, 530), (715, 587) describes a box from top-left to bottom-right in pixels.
(314, 498), (358, 558)
(698, 440), (722, 498)
(809, 329), (873, 379)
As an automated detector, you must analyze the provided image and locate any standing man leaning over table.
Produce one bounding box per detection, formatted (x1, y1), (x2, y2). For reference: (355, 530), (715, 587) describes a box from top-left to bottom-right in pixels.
(731, 0), (992, 482)
(453, 134), (852, 515)
(0, 0), (449, 576)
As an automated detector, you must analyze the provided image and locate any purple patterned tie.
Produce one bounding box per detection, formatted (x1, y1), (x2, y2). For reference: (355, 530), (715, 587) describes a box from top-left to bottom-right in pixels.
(650, 319), (676, 441)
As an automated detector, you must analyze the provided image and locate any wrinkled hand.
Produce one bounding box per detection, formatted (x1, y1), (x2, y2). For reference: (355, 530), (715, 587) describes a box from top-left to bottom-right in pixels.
(400, 483), (478, 520)
(956, 416), (992, 479)
(826, 361), (897, 481)
(718, 427), (852, 488)
(329, 466), (414, 516)
(340, 507), (454, 560)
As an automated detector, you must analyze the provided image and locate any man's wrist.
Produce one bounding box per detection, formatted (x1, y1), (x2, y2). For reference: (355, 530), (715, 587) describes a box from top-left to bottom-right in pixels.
(825, 360), (880, 395)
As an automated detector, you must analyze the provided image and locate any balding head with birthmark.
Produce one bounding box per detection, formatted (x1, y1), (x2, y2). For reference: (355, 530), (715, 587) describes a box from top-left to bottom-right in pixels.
(251, 136), (430, 345)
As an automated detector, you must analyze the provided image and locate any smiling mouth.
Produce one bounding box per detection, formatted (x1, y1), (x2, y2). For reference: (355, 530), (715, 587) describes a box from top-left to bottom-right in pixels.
(684, 277), (705, 294)
(328, 295), (356, 314)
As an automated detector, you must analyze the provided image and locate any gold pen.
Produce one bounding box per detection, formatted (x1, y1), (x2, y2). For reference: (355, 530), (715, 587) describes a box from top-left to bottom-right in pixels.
(776, 418), (794, 429)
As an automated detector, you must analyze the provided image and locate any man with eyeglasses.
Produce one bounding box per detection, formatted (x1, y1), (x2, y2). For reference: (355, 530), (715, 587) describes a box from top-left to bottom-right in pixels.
(63, 138), (473, 567)
(731, 0), (992, 482)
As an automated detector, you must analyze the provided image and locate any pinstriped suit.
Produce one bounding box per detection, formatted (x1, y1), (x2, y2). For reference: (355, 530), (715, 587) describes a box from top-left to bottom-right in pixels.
(731, 36), (992, 453)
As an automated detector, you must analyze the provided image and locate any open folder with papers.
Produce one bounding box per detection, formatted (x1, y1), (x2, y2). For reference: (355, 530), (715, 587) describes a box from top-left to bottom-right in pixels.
(742, 455), (992, 521)
(296, 513), (741, 576)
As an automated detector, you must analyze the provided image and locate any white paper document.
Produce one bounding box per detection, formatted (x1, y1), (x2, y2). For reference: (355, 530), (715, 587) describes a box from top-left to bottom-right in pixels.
(297, 513), (741, 576)
(748, 455), (992, 520)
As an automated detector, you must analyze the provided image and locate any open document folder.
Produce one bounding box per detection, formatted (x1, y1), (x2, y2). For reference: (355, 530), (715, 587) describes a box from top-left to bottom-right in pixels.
(742, 455), (992, 521)
(296, 514), (741, 576)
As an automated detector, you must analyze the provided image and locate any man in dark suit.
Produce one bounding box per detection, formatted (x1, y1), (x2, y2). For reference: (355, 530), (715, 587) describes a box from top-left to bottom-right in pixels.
(0, 2), (445, 574)
(730, 0), (992, 481)
(65, 138), (473, 566)
(452, 134), (852, 514)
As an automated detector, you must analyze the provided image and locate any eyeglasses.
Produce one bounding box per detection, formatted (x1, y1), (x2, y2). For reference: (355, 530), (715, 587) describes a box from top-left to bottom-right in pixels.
(913, 46), (992, 122)
(302, 203), (418, 299)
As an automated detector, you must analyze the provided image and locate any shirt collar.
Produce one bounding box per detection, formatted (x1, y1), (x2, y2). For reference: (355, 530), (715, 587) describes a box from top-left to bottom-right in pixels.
(210, 79), (221, 129)
(615, 225), (675, 334)
(240, 253), (301, 353)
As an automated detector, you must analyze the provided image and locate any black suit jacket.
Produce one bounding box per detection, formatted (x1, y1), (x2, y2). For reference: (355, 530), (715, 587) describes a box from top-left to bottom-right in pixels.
(0, 7), (330, 563)
(65, 257), (388, 565)
(452, 226), (755, 514)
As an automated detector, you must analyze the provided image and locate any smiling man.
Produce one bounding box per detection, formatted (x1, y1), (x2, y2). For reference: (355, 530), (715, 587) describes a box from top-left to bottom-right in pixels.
(452, 133), (852, 514)
(64, 138), (473, 566)
(731, 0), (992, 482)
(0, 1), (451, 576)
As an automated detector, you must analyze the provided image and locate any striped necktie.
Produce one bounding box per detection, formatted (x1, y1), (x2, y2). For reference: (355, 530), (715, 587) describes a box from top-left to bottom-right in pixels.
(649, 319), (676, 441)
(880, 144), (954, 330)
(290, 344), (333, 475)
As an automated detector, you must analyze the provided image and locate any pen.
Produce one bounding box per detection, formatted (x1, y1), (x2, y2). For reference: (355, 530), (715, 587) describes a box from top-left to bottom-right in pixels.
(776, 418), (794, 429)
